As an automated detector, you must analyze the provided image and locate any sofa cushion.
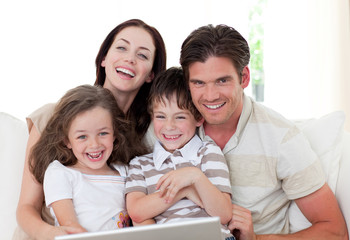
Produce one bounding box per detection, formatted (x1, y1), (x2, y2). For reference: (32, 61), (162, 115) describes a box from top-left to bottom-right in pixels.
(289, 111), (345, 232)
(0, 112), (28, 240)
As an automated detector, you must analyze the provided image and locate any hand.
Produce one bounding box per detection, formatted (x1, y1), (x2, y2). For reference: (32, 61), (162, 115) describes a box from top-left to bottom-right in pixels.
(156, 167), (202, 203)
(228, 204), (256, 240)
(38, 225), (86, 240)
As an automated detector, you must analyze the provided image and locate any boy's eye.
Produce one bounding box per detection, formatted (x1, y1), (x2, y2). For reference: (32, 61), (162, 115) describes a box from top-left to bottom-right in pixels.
(155, 115), (165, 119)
(176, 116), (186, 120)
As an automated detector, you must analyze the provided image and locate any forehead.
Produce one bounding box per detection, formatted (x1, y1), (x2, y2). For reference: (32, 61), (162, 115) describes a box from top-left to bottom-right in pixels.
(188, 56), (238, 80)
(114, 26), (155, 51)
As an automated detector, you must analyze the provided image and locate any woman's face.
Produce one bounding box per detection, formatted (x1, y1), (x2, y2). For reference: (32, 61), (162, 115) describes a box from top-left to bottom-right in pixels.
(101, 26), (156, 96)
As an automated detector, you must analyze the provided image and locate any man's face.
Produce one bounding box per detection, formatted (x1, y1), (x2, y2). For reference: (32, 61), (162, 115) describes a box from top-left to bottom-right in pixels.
(188, 56), (249, 126)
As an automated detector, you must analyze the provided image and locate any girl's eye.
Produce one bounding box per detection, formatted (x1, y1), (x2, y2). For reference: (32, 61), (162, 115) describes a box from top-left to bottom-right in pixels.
(77, 135), (86, 140)
(99, 132), (109, 136)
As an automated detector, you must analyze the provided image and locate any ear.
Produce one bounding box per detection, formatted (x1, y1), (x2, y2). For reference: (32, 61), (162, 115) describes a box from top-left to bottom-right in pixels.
(101, 58), (106, 67)
(196, 117), (205, 127)
(65, 139), (72, 149)
(241, 66), (250, 89)
(145, 72), (154, 83)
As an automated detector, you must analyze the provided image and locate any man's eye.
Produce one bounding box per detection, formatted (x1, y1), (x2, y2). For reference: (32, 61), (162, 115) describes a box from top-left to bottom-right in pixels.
(218, 79), (227, 84)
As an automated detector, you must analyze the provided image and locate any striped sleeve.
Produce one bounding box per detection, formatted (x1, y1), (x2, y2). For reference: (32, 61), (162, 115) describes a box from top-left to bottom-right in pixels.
(201, 142), (232, 195)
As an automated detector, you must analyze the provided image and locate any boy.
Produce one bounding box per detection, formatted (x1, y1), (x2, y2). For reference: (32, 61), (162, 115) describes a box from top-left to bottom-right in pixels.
(125, 67), (235, 240)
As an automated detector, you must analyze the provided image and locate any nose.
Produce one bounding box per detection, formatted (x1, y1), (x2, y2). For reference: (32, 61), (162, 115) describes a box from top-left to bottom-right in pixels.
(88, 136), (100, 148)
(204, 85), (220, 101)
(125, 52), (136, 64)
(165, 118), (176, 130)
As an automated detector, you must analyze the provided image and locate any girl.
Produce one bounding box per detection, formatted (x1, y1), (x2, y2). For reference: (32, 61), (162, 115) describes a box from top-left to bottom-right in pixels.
(16, 19), (166, 239)
(29, 84), (147, 232)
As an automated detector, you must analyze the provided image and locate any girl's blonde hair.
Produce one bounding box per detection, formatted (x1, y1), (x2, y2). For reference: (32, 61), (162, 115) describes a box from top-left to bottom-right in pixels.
(29, 84), (148, 184)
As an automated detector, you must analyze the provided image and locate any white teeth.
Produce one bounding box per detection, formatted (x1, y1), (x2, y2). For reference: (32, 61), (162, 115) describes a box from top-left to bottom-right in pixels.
(164, 134), (180, 139)
(116, 68), (135, 77)
(205, 103), (225, 109)
(87, 152), (102, 159)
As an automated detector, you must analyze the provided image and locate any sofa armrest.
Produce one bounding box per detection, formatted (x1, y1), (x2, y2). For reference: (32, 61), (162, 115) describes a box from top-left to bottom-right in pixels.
(335, 131), (350, 234)
(0, 112), (28, 240)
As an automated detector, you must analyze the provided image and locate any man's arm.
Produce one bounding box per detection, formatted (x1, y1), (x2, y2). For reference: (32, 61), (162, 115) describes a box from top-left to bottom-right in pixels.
(228, 183), (348, 240)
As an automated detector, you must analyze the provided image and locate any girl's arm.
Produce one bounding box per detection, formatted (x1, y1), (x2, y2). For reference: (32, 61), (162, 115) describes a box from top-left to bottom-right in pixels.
(16, 125), (83, 239)
(157, 167), (232, 224)
(126, 186), (202, 224)
(50, 199), (86, 232)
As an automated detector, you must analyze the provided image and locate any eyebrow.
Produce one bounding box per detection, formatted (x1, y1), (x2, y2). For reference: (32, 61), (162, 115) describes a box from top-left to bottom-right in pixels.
(116, 38), (152, 52)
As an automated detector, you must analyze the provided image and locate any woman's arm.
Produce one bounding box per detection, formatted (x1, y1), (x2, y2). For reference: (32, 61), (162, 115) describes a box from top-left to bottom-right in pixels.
(16, 125), (83, 239)
(157, 167), (232, 224)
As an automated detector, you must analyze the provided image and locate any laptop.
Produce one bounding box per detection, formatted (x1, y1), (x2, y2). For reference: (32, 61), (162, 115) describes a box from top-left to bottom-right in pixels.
(55, 217), (223, 240)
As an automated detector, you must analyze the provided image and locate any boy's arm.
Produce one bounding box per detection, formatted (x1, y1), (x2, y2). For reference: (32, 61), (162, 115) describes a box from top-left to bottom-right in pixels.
(51, 199), (87, 232)
(157, 167), (232, 224)
(126, 186), (201, 224)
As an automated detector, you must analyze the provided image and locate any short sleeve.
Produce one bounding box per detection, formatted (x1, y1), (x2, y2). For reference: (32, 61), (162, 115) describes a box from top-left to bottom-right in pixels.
(125, 157), (148, 194)
(201, 142), (232, 195)
(43, 161), (74, 207)
(278, 127), (325, 199)
(26, 103), (56, 134)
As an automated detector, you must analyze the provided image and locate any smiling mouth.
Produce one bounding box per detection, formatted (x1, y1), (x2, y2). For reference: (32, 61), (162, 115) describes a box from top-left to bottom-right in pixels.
(87, 152), (103, 161)
(116, 67), (135, 78)
(204, 103), (225, 110)
(163, 134), (181, 140)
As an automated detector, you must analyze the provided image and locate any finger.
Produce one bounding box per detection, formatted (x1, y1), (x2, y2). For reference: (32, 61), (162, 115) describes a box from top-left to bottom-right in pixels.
(165, 185), (179, 203)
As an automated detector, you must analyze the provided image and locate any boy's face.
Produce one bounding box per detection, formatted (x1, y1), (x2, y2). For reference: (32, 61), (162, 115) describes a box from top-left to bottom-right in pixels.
(152, 96), (203, 153)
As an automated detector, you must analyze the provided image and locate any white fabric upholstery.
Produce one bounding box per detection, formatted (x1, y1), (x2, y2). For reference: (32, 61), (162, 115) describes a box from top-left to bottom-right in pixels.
(0, 111), (349, 238)
(0, 112), (28, 240)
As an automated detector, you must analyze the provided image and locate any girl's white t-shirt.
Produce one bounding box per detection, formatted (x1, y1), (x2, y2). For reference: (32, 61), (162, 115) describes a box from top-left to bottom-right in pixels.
(44, 160), (129, 231)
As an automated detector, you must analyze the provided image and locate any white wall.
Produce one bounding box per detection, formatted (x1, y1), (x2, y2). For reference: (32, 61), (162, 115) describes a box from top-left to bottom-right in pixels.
(2, 0), (349, 131)
(0, 0), (250, 121)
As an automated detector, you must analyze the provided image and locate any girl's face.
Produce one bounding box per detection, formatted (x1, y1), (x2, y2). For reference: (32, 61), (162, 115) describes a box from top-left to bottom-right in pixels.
(66, 106), (115, 175)
(101, 26), (156, 96)
(152, 96), (203, 153)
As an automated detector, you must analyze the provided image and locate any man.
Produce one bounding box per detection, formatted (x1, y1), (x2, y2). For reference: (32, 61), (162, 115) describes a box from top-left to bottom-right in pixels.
(180, 24), (348, 240)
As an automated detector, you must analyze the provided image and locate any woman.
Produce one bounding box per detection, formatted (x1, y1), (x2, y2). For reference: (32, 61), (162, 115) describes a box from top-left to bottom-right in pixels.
(15, 19), (166, 240)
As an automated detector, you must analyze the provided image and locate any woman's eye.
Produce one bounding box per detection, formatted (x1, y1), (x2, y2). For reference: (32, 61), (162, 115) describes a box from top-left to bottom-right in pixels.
(116, 46), (126, 51)
(138, 53), (148, 60)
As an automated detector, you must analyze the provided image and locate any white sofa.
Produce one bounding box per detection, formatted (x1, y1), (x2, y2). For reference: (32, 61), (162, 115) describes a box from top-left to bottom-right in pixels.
(1, 111), (349, 239)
